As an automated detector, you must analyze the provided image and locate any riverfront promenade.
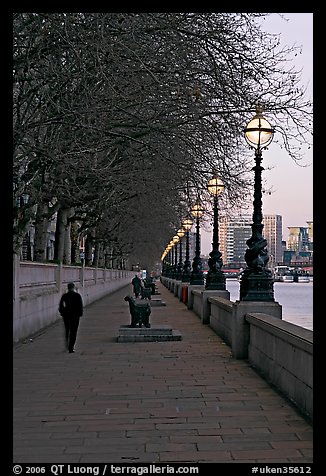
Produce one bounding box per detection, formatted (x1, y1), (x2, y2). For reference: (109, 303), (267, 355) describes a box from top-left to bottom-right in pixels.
(13, 281), (313, 464)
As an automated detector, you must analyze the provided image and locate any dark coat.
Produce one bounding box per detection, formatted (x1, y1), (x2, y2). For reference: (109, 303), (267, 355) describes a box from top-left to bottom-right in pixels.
(59, 290), (83, 319)
(131, 276), (142, 292)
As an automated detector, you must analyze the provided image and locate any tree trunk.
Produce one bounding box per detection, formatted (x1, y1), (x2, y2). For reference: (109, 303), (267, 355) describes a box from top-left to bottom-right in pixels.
(63, 208), (75, 265)
(85, 228), (95, 266)
(93, 241), (100, 268)
(63, 221), (71, 265)
(104, 246), (111, 268)
(33, 203), (49, 262)
(70, 221), (80, 263)
(70, 221), (80, 264)
(53, 207), (75, 264)
(54, 208), (68, 263)
(98, 242), (105, 268)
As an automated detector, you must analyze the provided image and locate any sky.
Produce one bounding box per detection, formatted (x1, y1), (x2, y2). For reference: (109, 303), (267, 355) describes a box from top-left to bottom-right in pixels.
(200, 12), (313, 256)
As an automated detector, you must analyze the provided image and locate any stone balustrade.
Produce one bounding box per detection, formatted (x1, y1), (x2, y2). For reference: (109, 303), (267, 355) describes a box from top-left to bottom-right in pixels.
(13, 254), (133, 343)
(162, 277), (313, 421)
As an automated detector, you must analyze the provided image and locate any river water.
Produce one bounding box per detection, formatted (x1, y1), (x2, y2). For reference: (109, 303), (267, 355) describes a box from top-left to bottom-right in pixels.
(225, 279), (313, 331)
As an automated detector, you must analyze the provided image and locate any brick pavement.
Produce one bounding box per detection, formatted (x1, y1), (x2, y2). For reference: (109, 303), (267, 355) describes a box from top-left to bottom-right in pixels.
(13, 281), (313, 464)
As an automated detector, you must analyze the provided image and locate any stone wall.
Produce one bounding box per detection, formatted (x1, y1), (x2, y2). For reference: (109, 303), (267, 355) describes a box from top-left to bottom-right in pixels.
(246, 312), (313, 419)
(162, 278), (313, 420)
(13, 255), (133, 342)
(209, 296), (234, 347)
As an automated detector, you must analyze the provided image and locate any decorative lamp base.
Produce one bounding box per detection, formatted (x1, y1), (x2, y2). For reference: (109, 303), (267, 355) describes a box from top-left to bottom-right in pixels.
(205, 271), (226, 290)
(190, 272), (204, 286)
(239, 268), (274, 301)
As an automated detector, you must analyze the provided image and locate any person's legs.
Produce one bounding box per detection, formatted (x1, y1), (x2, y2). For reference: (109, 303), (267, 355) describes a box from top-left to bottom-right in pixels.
(68, 316), (80, 353)
(62, 315), (70, 350)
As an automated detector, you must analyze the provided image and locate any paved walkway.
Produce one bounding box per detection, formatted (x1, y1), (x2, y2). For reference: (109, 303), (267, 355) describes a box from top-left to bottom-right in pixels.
(13, 281), (313, 464)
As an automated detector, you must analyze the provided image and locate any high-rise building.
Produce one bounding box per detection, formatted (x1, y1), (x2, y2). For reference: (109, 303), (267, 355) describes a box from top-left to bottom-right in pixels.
(286, 223), (313, 264)
(306, 221), (313, 251)
(262, 215), (283, 265)
(287, 226), (310, 253)
(219, 214), (283, 266)
(219, 215), (252, 266)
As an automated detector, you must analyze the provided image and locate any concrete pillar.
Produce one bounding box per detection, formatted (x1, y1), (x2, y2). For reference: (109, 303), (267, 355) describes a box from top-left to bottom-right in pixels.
(187, 285), (205, 310)
(170, 279), (176, 293)
(178, 283), (183, 300)
(232, 300), (282, 359)
(179, 283), (189, 302)
(174, 280), (181, 297)
(201, 289), (230, 324)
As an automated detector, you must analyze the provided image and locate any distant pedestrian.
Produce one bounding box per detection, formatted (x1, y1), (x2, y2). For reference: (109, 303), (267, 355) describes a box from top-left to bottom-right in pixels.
(131, 274), (142, 298)
(59, 282), (83, 353)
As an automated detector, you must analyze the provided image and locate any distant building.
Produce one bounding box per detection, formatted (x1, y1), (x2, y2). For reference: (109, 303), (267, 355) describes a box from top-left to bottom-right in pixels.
(287, 226), (309, 253)
(286, 222), (313, 264)
(219, 215), (252, 266)
(306, 221), (313, 251)
(198, 217), (312, 268)
(219, 214), (283, 267)
(262, 215), (283, 266)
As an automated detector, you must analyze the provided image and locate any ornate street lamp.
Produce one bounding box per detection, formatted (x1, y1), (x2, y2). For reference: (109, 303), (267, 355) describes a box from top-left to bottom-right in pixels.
(172, 235), (179, 278)
(190, 200), (204, 285)
(240, 104), (275, 301)
(161, 250), (167, 276)
(167, 245), (172, 277)
(205, 175), (226, 290)
(170, 242), (175, 279)
(165, 243), (172, 277)
(176, 228), (185, 280)
(181, 217), (193, 282)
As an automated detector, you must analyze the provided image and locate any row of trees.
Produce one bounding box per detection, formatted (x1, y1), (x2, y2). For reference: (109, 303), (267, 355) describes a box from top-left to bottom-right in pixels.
(13, 12), (312, 271)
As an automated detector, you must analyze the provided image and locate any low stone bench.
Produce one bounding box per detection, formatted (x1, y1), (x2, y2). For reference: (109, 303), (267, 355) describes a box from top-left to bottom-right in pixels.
(117, 325), (182, 342)
(149, 298), (166, 306)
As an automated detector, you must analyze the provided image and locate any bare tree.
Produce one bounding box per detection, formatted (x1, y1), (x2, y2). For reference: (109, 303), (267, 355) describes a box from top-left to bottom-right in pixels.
(13, 13), (312, 268)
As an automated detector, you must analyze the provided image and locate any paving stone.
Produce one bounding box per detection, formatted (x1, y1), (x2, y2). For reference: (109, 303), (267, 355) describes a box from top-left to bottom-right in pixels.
(117, 326), (182, 342)
(13, 280), (313, 464)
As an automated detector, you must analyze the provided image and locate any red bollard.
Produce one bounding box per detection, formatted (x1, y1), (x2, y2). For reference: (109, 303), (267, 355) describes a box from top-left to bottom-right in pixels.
(182, 286), (188, 303)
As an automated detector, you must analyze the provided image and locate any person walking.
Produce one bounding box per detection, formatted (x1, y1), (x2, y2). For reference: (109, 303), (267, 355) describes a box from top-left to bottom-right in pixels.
(131, 274), (142, 298)
(59, 282), (83, 353)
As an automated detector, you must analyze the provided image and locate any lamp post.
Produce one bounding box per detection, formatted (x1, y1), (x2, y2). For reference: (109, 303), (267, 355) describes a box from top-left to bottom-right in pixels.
(166, 243), (173, 277)
(161, 250), (167, 276)
(169, 241), (175, 279)
(205, 175), (226, 290)
(172, 235), (179, 278)
(176, 228), (185, 280)
(239, 105), (275, 301)
(162, 246), (170, 277)
(181, 218), (193, 282)
(190, 200), (204, 285)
